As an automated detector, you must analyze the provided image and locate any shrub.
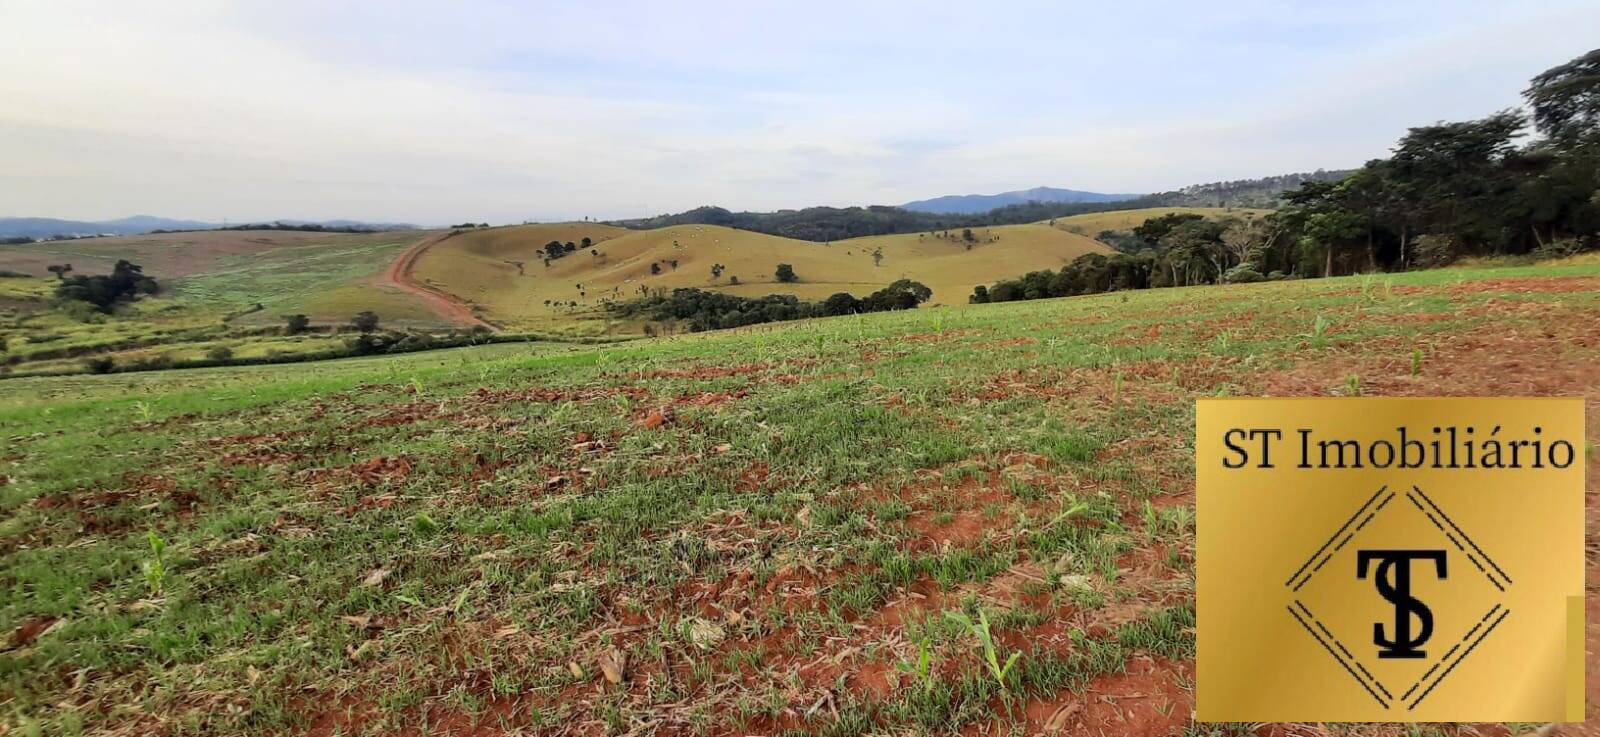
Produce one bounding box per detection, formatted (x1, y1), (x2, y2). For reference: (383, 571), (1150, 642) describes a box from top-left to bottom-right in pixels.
(283, 314), (311, 335)
(84, 357), (115, 374)
(1411, 234), (1458, 268)
(351, 311), (381, 333)
(205, 345), (235, 361)
(1530, 239), (1586, 261)
(1222, 265), (1265, 283)
(774, 263), (798, 283)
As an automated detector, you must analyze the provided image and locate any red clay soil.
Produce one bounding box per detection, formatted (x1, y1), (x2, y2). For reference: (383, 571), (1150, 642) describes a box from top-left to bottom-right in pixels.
(377, 232), (495, 329)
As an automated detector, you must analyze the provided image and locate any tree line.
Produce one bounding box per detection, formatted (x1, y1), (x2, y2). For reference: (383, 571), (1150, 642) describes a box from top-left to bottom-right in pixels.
(611, 279), (932, 333)
(606, 169), (1343, 243)
(973, 49), (1599, 305)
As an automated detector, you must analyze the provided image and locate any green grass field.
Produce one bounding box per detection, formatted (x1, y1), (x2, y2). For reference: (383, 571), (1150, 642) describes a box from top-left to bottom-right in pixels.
(0, 230), (450, 375)
(2, 260), (1596, 736)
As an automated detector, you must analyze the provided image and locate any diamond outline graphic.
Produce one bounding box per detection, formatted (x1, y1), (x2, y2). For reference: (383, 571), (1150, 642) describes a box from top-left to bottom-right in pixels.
(1284, 485), (1512, 710)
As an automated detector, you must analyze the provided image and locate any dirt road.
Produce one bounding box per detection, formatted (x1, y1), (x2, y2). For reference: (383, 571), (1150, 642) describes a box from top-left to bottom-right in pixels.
(377, 232), (495, 330)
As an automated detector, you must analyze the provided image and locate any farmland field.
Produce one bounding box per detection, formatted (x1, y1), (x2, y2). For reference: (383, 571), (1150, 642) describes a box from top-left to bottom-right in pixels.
(0, 230), (458, 374)
(2, 258), (1596, 736)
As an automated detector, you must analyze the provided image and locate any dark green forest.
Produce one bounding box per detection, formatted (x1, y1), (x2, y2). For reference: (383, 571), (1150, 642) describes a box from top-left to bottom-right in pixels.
(974, 49), (1600, 305)
(611, 280), (932, 332)
(608, 172), (1346, 243)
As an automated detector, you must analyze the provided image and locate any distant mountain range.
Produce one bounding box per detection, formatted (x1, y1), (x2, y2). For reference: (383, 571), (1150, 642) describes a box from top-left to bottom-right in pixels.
(0, 216), (416, 240)
(900, 186), (1141, 214)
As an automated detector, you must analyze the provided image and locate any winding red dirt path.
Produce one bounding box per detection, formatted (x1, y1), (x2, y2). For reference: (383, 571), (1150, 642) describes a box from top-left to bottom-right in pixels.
(378, 232), (495, 330)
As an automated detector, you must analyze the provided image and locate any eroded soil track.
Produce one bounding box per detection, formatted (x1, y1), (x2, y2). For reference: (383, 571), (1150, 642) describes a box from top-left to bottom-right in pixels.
(378, 232), (495, 330)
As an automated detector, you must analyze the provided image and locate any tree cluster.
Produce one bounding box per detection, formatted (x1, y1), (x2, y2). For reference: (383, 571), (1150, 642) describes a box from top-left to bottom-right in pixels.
(973, 49), (1600, 303)
(612, 280), (932, 333)
(54, 260), (158, 312)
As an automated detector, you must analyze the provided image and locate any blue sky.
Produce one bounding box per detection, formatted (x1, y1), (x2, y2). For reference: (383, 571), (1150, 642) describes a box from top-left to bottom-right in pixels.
(2, 1), (1597, 223)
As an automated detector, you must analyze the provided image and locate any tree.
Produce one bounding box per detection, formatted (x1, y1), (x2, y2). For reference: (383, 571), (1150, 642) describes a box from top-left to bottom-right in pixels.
(581, 236), (593, 249)
(651, 263), (662, 275)
(206, 345), (235, 361)
(283, 314), (310, 335)
(710, 263), (725, 281)
(821, 292), (861, 315)
(46, 264), (72, 280)
(1524, 48), (1600, 142)
(1219, 217), (1271, 271)
(970, 285), (990, 303)
(872, 247), (884, 267)
(961, 228), (976, 242)
(54, 260), (157, 312)
(351, 311), (381, 333)
(862, 279), (931, 311)
(775, 263), (798, 283)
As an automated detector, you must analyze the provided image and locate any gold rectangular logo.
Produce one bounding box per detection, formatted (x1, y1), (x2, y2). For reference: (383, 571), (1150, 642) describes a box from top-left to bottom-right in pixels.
(1197, 398), (1585, 722)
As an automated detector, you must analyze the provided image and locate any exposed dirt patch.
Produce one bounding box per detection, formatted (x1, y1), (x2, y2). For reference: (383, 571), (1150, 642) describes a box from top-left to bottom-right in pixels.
(376, 232), (496, 329)
(1021, 657), (1193, 737)
(1388, 274), (1600, 296)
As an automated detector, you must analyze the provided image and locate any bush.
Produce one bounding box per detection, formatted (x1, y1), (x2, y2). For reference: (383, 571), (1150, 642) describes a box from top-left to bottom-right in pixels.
(1222, 266), (1265, 283)
(205, 345), (235, 361)
(1530, 239), (1586, 261)
(1267, 270), (1287, 280)
(1411, 234), (1458, 269)
(84, 357), (115, 374)
(774, 263), (798, 283)
(351, 311), (381, 333)
(283, 314), (311, 335)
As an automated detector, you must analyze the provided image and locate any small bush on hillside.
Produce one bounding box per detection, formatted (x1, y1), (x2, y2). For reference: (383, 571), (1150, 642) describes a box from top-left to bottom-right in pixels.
(351, 311), (381, 333)
(775, 263), (798, 283)
(206, 346), (234, 361)
(283, 314), (311, 335)
(84, 357), (115, 374)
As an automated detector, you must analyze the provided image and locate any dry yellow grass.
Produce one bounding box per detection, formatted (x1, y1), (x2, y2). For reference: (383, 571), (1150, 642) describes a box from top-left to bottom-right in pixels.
(1039, 206), (1272, 237)
(412, 222), (1110, 328)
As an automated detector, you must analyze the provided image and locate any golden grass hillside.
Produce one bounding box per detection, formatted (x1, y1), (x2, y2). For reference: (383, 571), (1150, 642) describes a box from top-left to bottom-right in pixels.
(411, 222), (1111, 329)
(1040, 206), (1272, 237)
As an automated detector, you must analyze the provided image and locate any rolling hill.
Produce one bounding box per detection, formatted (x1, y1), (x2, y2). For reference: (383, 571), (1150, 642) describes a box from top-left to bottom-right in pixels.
(410, 221), (1113, 331)
(901, 186), (1140, 214)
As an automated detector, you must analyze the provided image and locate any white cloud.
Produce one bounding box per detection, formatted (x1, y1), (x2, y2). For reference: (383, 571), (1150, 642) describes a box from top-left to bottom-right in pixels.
(1, 0), (1596, 222)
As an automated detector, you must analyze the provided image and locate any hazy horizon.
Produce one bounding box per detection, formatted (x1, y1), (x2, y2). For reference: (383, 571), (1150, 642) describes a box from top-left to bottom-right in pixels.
(4, 1), (1598, 224)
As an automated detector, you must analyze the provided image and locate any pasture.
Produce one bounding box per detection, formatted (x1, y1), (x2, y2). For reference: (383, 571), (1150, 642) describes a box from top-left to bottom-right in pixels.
(2, 259), (1595, 736)
(412, 223), (1111, 331)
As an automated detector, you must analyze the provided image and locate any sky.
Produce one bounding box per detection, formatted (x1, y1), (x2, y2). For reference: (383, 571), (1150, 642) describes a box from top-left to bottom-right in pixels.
(2, 1), (1598, 225)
